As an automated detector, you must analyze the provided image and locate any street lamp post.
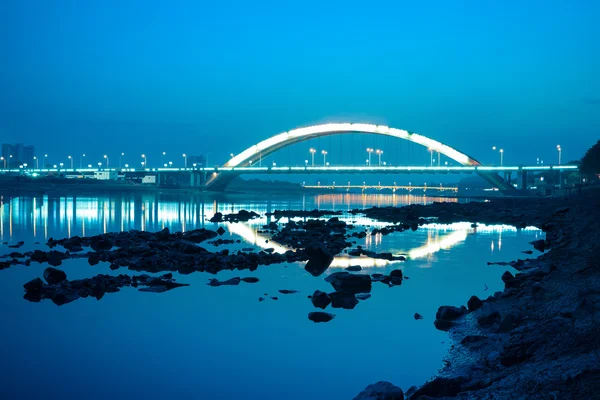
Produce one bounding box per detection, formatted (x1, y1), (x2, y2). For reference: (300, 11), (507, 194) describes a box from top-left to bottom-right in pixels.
(142, 154), (147, 168)
(500, 149), (504, 166)
(0, 157), (4, 169)
(34, 156), (38, 169)
(376, 149), (383, 166)
(429, 148), (433, 167)
(68, 155), (73, 169)
(183, 153), (187, 168)
(492, 146), (496, 166)
(322, 150), (328, 166)
(366, 148), (373, 166)
(44, 154), (48, 168)
(309, 148), (316, 166)
(557, 145), (562, 188)
(80, 154), (86, 169)
(161, 152), (166, 166)
(557, 145), (561, 165)
(104, 155), (109, 169)
(120, 153), (124, 169)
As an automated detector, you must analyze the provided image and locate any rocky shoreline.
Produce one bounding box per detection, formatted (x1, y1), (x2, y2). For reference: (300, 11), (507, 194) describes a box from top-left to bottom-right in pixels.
(355, 190), (600, 399)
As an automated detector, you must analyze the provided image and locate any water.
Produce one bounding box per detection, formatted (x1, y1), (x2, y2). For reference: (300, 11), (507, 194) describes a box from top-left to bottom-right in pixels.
(0, 193), (543, 400)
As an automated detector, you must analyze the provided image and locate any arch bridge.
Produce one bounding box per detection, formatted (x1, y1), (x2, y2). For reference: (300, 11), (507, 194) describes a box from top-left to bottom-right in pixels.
(203, 123), (537, 193)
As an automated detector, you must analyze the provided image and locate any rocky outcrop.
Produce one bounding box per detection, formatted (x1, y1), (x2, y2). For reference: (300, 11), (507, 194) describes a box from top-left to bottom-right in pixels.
(353, 381), (403, 400)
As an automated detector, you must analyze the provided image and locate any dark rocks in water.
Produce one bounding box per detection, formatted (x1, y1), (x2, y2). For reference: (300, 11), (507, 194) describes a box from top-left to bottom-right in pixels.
(467, 295), (483, 311)
(308, 311), (335, 323)
(242, 247), (254, 252)
(241, 277), (259, 283)
(304, 243), (334, 277)
(345, 265), (362, 272)
(410, 376), (467, 399)
(330, 292), (359, 309)
(266, 209), (342, 218)
(30, 250), (48, 263)
(477, 311), (501, 327)
(522, 250), (533, 255)
(414, 313), (424, 320)
(43, 267), (67, 285)
(155, 227), (170, 241)
(371, 273), (385, 282)
(23, 277), (44, 292)
(270, 296), (278, 300)
(220, 209), (260, 222)
(389, 269), (403, 279)
(216, 227), (226, 236)
(46, 250), (65, 267)
(311, 290), (332, 309)
(258, 297), (265, 302)
(209, 238), (235, 246)
(279, 289), (298, 294)
(434, 305), (467, 331)
(530, 239), (546, 252)
(356, 293), (371, 301)
(353, 381), (404, 400)
(23, 273), (189, 305)
(209, 212), (223, 222)
(88, 253), (100, 266)
(8, 241), (24, 249)
(325, 272), (372, 294)
(90, 237), (113, 251)
(501, 271), (519, 288)
(207, 277), (241, 286)
(436, 305), (467, 321)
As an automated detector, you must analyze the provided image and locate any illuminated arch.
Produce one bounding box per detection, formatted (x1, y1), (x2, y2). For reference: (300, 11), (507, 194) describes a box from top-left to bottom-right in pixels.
(205, 123), (512, 191)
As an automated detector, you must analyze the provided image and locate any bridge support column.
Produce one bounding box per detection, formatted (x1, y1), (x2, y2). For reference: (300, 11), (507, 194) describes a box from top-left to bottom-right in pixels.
(517, 170), (528, 190)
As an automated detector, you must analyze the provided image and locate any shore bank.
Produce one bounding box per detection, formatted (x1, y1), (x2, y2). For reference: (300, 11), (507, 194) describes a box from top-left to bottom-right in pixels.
(355, 188), (600, 399)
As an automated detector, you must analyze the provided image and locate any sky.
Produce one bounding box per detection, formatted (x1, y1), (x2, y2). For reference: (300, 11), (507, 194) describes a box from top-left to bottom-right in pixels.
(1, 0), (599, 167)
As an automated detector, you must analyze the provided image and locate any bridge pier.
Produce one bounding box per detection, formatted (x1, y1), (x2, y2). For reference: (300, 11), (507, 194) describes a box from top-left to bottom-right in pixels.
(517, 169), (528, 190)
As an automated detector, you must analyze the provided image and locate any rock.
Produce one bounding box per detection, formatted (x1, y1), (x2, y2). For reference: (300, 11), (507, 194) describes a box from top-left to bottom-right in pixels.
(356, 293), (371, 300)
(46, 250), (64, 267)
(258, 297), (265, 302)
(346, 265), (362, 272)
(414, 313), (423, 320)
(279, 289), (298, 294)
(51, 291), (80, 306)
(304, 243), (334, 277)
(207, 277), (241, 286)
(461, 335), (488, 344)
(497, 314), (521, 333)
(90, 237), (113, 251)
(353, 381), (404, 400)
(410, 377), (466, 398)
(270, 297), (278, 300)
(209, 212), (223, 222)
(30, 250), (48, 263)
(241, 277), (259, 283)
(530, 239), (545, 252)
(389, 269), (403, 279)
(467, 295), (483, 311)
(311, 290), (331, 309)
(155, 227), (170, 240)
(216, 227), (226, 236)
(434, 319), (455, 331)
(436, 305), (467, 321)
(43, 267), (67, 285)
(23, 277), (44, 292)
(522, 250), (533, 255)
(88, 253), (100, 266)
(161, 273), (173, 279)
(325, 272), (372, 294)
(501, 271), (518, 288)
(308, 312), (335, 323)
(330, 292), (359, 309)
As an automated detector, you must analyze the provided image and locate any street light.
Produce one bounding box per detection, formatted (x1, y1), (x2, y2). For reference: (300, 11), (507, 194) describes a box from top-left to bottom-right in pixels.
(33, 156), (38, 169)
(120, 153), (124, 169)
(80, 153), (86, 169)
(44, 154), (48, 168)
(0, 156), (4, 169)
(97, 162), (102, 169)
(428, 148), (433, 166)
(104, 154), (109, 169)
(366, 148), (373, 165)
(68, 155), (73, 169)
(376, 149), (383, 166)
(322, 150), (328, 166)
(557, 145), (562, 165)
(142, 154), (147, 167)
(309, 148), (316, 166)
(161, 152), (166, 166)
(499, 149), (504, 166)
(183, 153), (187, 168)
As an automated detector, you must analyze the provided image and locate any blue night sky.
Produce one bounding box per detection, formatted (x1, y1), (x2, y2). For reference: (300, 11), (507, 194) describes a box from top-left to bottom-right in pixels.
(1, 0), (599, 166)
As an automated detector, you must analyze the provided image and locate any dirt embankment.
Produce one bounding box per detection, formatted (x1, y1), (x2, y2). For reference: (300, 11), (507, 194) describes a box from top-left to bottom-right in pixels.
(356, 190), (600, 399)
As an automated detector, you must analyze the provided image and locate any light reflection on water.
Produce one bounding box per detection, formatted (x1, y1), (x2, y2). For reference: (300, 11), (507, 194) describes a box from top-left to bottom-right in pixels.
(0, 192), (545, 400)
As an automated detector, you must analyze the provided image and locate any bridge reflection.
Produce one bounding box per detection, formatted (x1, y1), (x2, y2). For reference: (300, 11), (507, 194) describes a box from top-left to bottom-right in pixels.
(1, 194), (543, 269)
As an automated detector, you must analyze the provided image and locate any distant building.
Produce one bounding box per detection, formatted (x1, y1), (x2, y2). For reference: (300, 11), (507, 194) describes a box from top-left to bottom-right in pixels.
(1, 143), (35, 168)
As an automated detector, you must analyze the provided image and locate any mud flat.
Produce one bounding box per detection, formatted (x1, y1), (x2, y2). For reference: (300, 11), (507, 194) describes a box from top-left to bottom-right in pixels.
(355, 189), (600, 399)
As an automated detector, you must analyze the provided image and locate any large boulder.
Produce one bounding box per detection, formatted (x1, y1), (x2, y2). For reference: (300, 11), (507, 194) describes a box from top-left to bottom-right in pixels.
(329, 292), (359, 309)
(353, 381), (404, 400)
(46, 250), (64, 267)
(23, 277), (44, 292)
(325, 272), (371, 294)
(43, 267), (67, 285)
(304, 243), (334, 277)
(467, 295), (483, 311)
(311, 290), (332, 309)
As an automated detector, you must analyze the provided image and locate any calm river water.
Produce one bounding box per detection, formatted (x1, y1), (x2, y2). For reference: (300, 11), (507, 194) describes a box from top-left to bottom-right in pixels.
(0, 192), (543, 400)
